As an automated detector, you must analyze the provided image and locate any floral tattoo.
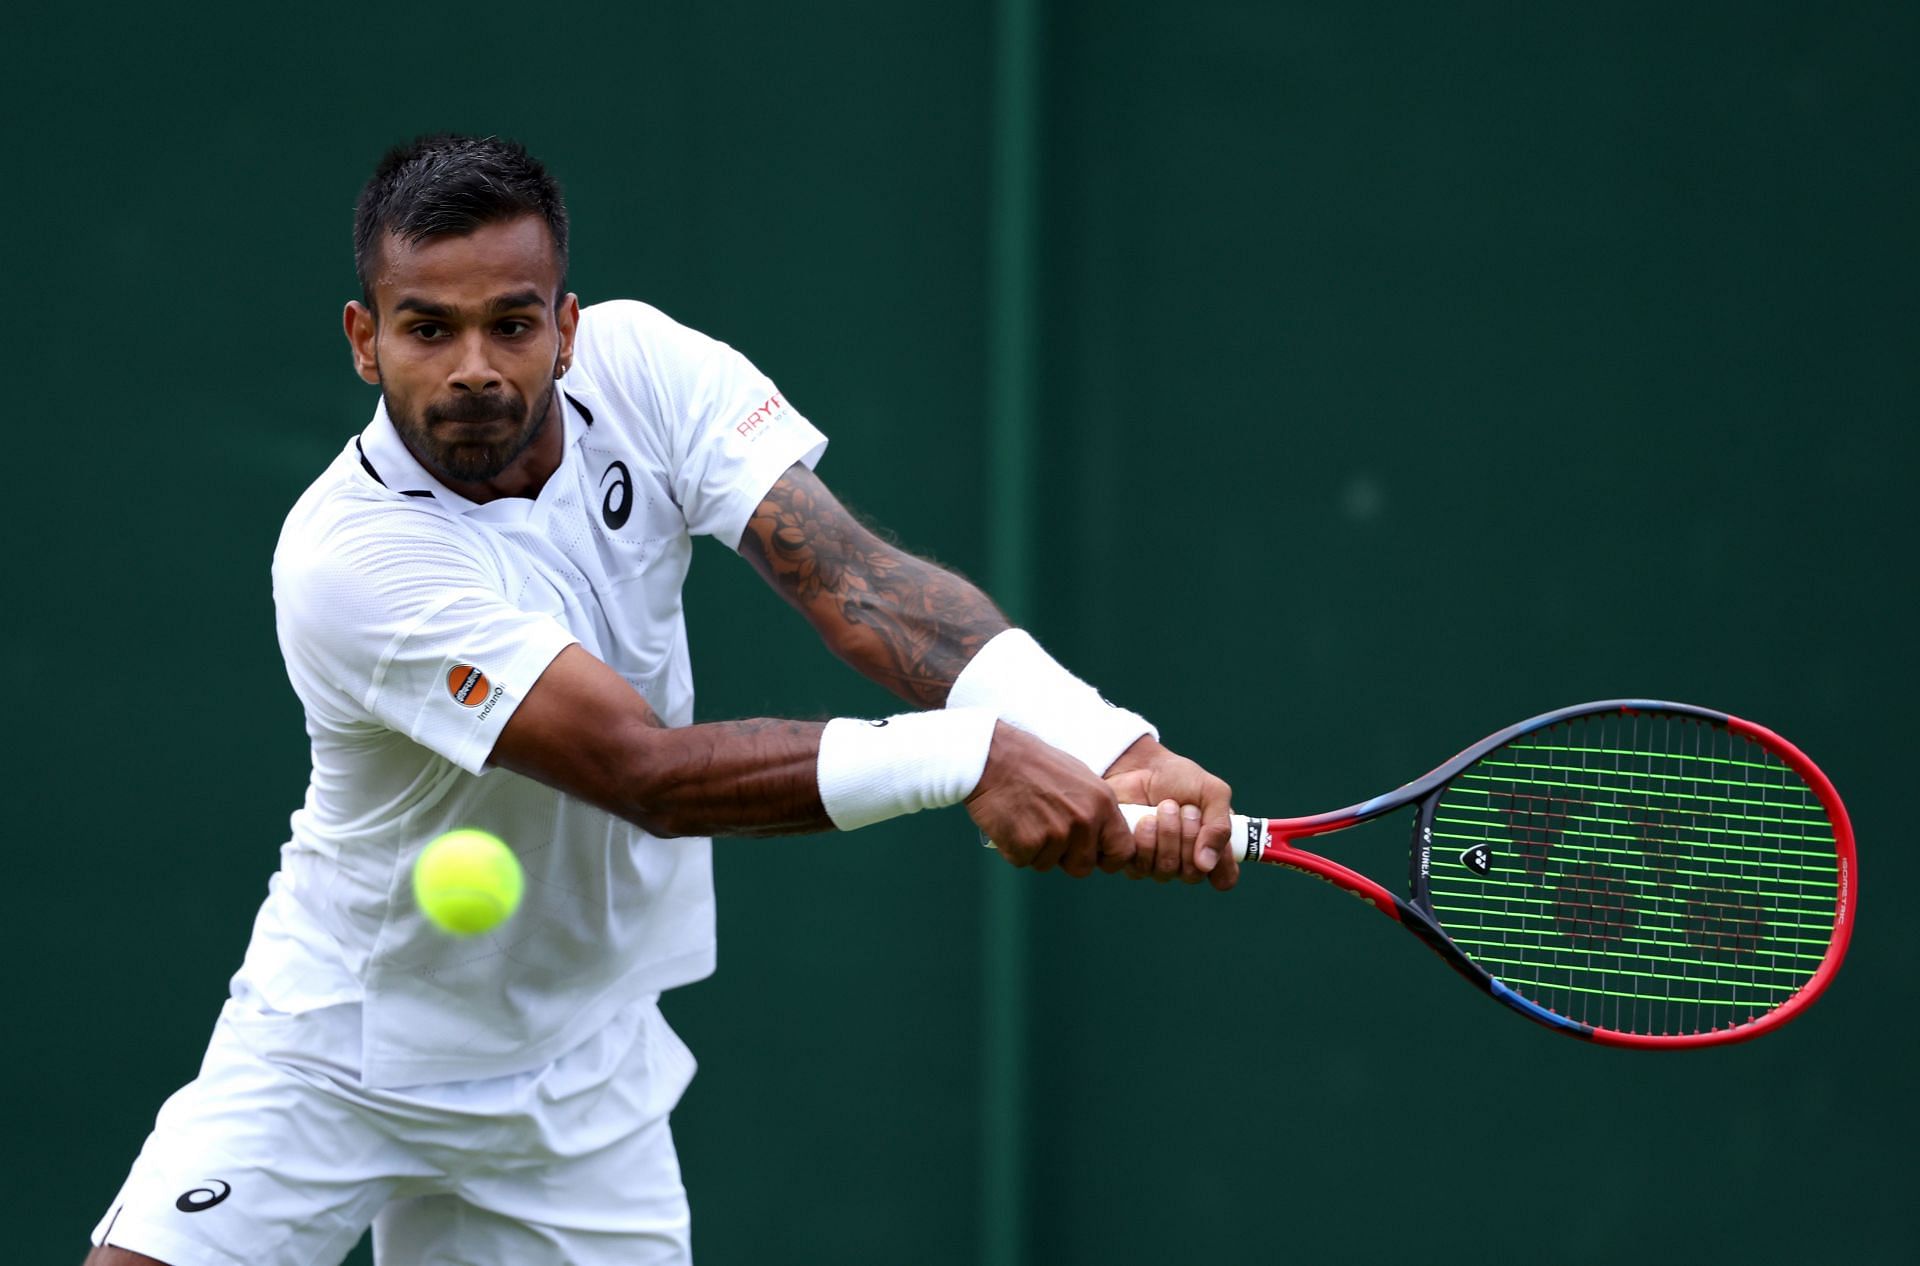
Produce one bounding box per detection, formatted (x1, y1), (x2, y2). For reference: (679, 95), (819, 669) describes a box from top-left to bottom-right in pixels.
(739, 465), (1008, 706)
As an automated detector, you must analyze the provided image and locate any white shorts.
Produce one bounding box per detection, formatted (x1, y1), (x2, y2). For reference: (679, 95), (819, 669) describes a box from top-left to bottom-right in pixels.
(91, 993), (697, 1266)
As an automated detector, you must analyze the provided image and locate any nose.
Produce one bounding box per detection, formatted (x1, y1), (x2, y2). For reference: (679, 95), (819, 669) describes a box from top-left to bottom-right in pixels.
(448, 330), (502, 394)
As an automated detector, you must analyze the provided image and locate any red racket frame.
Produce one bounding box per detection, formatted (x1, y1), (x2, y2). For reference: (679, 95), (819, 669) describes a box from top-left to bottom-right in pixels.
(1235, 700), (1855, 1048)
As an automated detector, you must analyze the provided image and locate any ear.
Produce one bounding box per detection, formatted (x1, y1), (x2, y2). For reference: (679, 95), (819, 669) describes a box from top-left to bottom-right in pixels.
(343, 301), (381, 385)
(555, 293), (581, 377)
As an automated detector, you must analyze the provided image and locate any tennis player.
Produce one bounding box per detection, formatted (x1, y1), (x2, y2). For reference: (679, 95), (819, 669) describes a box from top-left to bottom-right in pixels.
(85, 134), (1236, 1266)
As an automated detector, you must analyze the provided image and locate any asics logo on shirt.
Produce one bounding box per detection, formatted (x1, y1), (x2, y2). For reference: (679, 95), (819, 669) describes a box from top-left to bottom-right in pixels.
(600, 461), (633, 530)
(175, 1179), (232, 1212)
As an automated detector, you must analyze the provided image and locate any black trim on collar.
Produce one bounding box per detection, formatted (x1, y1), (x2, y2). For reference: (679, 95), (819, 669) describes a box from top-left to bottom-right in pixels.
(355, 437), (434, 498)
(565, 391), (594, 426)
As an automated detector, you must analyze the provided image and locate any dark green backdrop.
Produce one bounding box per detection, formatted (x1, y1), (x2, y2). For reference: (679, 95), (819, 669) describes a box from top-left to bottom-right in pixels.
(10, 4), (1913, 1264)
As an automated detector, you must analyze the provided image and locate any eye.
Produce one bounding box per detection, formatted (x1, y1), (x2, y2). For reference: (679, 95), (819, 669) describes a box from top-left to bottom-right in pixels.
(410, 323), (448, 341)
(496, 319), (532, 337)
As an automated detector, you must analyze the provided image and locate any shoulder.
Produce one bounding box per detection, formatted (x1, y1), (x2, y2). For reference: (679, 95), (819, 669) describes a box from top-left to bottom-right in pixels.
(576, 298), (706, 351)
(577, 297), (676, 336)
(274, 458), (497, 623)
(572, 300), (751, 387)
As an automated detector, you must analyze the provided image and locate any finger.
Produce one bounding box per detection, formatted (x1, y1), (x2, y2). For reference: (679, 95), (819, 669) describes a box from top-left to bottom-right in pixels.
(975, 824), (1011, 865)
(980, 827), (1018, 868)
(1097, 803), (1135, 874)
(1154, 799), (1181, 881)
(1209, 846), (1241, 891)
(1126, 814), (1156, 879)
(1029, 823), (1070, 873)
(1194, 783), (1232, 875)
(1179, 803), (1204, 884)
(978, 817), (1039, 869)
(1061, 813), (1101, 879)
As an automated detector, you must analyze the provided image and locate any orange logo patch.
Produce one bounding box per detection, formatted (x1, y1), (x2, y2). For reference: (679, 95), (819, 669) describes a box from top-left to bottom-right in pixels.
(447, 664), (491, 707)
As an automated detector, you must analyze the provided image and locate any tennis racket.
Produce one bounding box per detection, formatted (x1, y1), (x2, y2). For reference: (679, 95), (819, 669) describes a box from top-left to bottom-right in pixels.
(1123, 700), (1854, 1048)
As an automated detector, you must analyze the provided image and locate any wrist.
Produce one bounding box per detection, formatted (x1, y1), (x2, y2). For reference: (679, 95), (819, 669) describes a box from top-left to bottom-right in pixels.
(816, 707), (998, 831)
(1103, 733), (1166, 776)
(946, 628), (1155, 774)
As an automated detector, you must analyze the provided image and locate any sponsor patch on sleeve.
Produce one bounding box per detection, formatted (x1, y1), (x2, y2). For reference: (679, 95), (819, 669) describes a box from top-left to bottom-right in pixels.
(447, 664), (490, 705)
(446, 663), (506, 719)
(733, 392), (790, 444)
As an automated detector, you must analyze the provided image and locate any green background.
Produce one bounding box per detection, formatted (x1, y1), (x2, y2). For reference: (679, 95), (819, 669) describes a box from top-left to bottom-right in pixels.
(10, 3), (1913, 1263)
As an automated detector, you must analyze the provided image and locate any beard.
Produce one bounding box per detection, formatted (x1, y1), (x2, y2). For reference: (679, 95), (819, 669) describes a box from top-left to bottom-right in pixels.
(385, 377), (558, 485)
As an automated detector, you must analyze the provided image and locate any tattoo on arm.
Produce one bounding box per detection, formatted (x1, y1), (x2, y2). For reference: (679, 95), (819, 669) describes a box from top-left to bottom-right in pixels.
(739, 464), (1009, 706)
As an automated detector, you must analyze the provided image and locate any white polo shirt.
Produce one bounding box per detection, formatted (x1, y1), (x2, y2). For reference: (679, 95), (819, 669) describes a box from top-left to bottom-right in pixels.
(237, 299), (827, 1089)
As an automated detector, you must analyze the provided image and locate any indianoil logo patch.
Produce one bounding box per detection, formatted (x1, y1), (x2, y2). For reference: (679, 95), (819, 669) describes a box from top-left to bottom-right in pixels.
(447, 664), (492, 707)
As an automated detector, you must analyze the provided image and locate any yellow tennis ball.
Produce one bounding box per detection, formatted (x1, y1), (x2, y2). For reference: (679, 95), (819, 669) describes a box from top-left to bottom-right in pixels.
(412, 829), (523, 936)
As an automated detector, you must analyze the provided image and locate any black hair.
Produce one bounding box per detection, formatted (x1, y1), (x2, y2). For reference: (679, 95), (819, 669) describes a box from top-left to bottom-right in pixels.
(353, 133), (569, 310)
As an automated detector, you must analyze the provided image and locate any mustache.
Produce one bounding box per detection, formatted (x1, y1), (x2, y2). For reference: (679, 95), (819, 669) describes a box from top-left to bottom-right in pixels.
(424, 393), (523, 424)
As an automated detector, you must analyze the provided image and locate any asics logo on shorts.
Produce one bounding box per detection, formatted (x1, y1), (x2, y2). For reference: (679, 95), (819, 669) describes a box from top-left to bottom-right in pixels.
(175, 1179), (232, 1212)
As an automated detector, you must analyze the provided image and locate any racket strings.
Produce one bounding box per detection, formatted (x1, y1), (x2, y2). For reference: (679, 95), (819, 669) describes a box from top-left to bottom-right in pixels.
(1423, 711), (1837, 1037)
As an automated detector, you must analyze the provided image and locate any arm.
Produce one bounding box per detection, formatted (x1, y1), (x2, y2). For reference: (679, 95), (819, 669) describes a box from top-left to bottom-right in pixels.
(490, 643), (1134, 874)
(492, 645), (830, 838)
(493, 460), (990, 835)
(737, 463), (1238, 888)
(737, 463), (1007, 708)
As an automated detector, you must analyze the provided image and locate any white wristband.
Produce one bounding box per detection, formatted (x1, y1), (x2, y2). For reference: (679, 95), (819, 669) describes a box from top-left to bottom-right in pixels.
(816, 706), (999, 831)
(946, 628), (1156, 774)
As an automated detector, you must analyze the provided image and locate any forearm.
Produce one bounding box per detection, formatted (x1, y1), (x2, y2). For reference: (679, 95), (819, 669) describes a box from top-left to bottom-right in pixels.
(739, 466), (1008, 706)
(517, 711), (1000, 840)
(495, 696), (830, 839)
(621, 718), (832, 838)
(815, 550), (1009, 707)
(492, 645), (998, 840)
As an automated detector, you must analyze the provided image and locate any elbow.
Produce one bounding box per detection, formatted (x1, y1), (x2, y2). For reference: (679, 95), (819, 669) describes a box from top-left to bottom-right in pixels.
(601, 722), (688, 839)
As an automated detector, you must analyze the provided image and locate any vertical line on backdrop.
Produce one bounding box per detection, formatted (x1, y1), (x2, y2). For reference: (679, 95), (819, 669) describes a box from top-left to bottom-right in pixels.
(982, 0), (1041, 1264)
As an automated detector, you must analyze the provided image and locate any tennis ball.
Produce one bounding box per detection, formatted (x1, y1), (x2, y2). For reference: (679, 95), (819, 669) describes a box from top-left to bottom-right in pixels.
(412, 829), (524, 936)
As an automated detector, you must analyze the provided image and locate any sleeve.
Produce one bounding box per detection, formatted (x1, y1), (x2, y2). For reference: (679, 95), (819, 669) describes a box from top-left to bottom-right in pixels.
(274, 510), (578, 775)
(603, 301), (828, 550)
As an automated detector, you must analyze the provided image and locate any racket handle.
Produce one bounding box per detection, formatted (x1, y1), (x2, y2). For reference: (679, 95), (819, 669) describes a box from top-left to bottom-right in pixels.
(976, 807), (1269, 861)
(1118, 804), (1268, 862)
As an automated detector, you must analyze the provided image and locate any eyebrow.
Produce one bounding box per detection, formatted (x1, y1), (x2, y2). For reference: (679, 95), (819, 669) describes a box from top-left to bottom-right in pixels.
(391, 290), (550, 319)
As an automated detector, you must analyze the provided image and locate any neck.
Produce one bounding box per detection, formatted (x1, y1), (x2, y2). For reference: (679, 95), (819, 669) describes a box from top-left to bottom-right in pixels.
(435, 390), (565, 504)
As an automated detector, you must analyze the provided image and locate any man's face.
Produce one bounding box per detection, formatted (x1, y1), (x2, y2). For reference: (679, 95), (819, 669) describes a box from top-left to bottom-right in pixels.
(344, 216), (578, 489)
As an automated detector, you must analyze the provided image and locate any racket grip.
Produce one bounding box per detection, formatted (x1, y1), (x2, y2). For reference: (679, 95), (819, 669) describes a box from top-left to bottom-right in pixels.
(976, 806), (1269, 861)
(1118, 804), (1267, 862)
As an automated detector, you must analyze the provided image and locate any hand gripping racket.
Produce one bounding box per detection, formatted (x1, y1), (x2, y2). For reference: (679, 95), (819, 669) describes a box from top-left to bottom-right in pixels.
(1123, 700), (1855, 1048)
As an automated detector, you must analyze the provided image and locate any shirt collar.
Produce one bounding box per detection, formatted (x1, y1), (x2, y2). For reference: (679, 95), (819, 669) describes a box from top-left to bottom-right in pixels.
(356, 385), (597, 512)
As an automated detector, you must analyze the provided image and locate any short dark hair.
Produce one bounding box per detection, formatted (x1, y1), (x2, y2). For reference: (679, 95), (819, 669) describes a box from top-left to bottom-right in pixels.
(353, 134), (569, 310)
